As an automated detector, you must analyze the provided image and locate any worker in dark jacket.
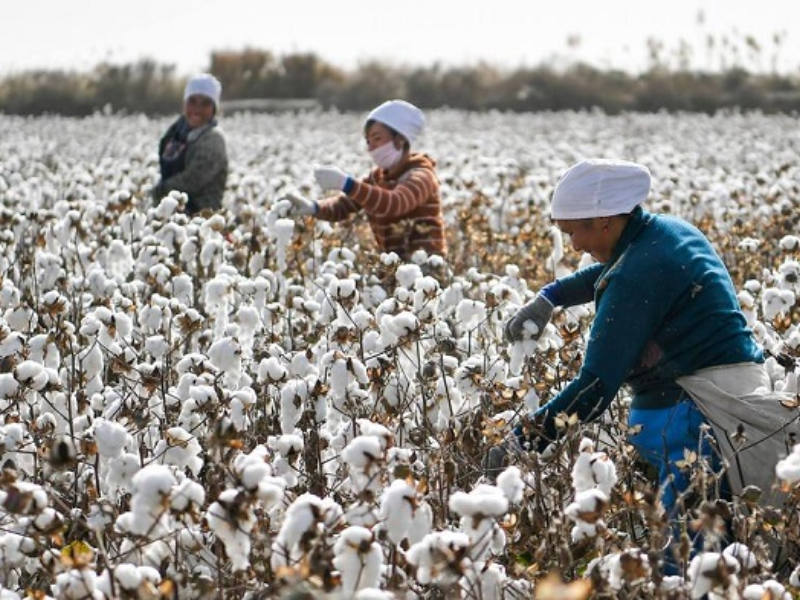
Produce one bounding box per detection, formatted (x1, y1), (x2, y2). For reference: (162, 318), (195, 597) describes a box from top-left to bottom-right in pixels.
(503, 158), (767, 572)
(152, 73), (228, 215)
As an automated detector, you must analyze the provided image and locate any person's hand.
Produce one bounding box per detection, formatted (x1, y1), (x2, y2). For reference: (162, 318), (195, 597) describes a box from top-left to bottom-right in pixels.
(504, 294), (554, 344)
(483, 419), (537, 482)
(282, 192), (318, 216)
(314, 165), (351, 191)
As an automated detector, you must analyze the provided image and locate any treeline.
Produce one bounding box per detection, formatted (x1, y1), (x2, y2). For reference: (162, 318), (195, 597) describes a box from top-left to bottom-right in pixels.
(2, 48), (800, 116)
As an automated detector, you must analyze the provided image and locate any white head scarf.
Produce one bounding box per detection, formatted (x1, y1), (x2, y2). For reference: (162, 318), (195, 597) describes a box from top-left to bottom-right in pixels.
(184, 73), (222, 107)
(551, 159), (651, 220)
(365, 100), (425, 144)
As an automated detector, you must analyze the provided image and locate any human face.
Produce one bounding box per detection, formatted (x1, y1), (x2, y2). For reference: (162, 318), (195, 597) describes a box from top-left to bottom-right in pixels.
(183, 94), (215, 129)
(554, 218), (616, 263)
(365, 122), (403, 152)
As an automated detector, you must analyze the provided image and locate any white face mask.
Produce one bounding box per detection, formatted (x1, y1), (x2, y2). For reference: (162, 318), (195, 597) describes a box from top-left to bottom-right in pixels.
(369, 141), (404, 169)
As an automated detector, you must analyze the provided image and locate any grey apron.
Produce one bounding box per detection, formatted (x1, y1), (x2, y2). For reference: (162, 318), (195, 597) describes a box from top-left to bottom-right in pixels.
(677, 362), (800, 507)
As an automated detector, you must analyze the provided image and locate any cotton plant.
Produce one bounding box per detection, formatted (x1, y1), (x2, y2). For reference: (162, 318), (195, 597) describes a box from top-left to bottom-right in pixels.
(153, 427), (204, 476)
(774, 443), (800, 484)
(341, 434), (387, 499)
(687, 552), (740, 599)
(267, 434), (304, 489)
(278, 375), (323, 435)
(202, 272), (235, 340)
(586, 548), (651, 593)
(206, 445), (286, 572)
(742, 580), (791, 600)
(406, 531), (474, 588)
(565, 437), (618, 542)
(425, 368), (465, 430)
(448, 484), (508, 562)
(270, 493), (344, 575)
(95, 563), (163, 599)
(115, 464), (177, 539)
(207, 335), (243, 389)
(318, 349), (370, 426)
(332, 526), (383, 596)
(453, 354), (508, 409)
(87, 417), (139, 495)
(0, 423), (36, 476)
(412, 275), (441, 323)
(379, 478), (432, 547)
(761, 287), (795, 321)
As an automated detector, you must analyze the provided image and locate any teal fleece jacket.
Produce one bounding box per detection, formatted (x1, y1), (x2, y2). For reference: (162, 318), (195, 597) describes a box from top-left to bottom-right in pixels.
(531, 206), (762, 447)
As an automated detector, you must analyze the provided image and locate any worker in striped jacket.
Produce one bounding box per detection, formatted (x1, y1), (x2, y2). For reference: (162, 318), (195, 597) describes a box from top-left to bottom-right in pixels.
(285, 100), (447, 261)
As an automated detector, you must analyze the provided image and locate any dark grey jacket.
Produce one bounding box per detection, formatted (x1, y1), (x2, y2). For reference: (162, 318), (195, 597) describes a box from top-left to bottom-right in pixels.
(153, 124), (228, 214)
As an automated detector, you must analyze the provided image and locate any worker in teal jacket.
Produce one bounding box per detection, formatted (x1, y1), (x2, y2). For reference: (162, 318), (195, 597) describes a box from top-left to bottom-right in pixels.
(503, 158), (763, 571)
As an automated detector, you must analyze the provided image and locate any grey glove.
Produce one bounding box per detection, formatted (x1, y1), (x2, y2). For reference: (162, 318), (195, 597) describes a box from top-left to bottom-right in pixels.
(283, 192), (318, 216)
(504, 294), (554, 343)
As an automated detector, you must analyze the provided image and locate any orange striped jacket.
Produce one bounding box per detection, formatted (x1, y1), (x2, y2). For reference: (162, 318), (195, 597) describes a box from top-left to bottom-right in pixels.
(315, 153), (447, 260)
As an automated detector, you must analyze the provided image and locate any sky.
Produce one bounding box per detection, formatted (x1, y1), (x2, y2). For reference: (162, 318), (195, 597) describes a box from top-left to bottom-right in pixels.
(2, 0), (799, 76)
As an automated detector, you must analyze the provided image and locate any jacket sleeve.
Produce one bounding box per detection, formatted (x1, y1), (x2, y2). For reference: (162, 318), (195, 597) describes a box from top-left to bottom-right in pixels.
(158, 130), (227, 199)
(346, 168), (438, 218)
(533, 267), (671, 444)
(553, 263), (604, 307)
(315, 193), (362, 222)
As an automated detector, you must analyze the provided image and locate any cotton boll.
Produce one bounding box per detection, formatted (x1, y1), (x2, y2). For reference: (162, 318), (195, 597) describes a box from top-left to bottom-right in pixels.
(508, 338), (537, 375)
(395, 264), (423, 289)
(208, 336), (242, 387)
(742, 581), (790, 600)
(257, 356), (288, 383)
(271, 493), (343, 572)
(271, 218), (295, 271)
(776, 444), (800, 484)
(206, 489), (256, 572)
(722, 542), (758, 571)
(779, 235), (800, 252)
(333, 526), (382, 595)
(450, 484), (508, 518)
(115, 464), (176, 538)
(92, 418), (131, 460)
(169, 477), (205, 514)
(687, 552), (739, 600)
(13, 360), (49, 390)
(761, 287), (795, 320)
(455, 299), (487, 333)
(379, 479), (416, 545)
(144, 335), (170, 359)
(4, 305), (36, 331)
(572, 437), (618, 496)
(52, 568), (100, 600)
(153, 427), (204, 476)
(342, 436), (384, 473)
(407, 500), (433, 545)
(496, 466), (524, 504)
(565, 489), (609, 541)
(406, 531), (472, 586)
(279, 378), (314, 433)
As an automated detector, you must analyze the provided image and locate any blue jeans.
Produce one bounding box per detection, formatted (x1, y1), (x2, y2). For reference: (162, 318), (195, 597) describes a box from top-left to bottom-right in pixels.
(628, 398), (727, 573)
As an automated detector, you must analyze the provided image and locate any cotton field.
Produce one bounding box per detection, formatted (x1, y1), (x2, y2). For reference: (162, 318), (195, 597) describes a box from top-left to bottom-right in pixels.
(2, 109), (800, 599)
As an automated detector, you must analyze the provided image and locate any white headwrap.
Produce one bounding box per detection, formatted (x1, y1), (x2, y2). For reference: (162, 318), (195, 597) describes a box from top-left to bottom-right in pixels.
(551, 159), (651, 220)
(365, 100), (425, 144)
(184, 73), (222, 107)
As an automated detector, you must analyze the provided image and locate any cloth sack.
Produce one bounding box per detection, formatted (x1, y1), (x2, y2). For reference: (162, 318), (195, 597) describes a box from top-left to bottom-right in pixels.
(677, 362), (800, 507)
